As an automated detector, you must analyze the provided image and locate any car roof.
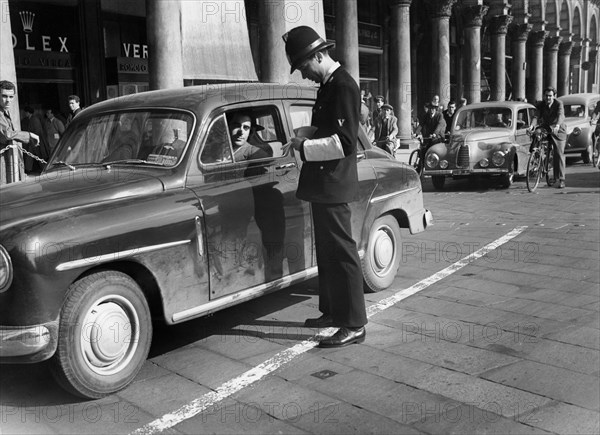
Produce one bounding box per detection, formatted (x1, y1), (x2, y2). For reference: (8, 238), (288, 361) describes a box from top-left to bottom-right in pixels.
(83, 83), (318, 116)
(455, 101), (535, 111)
(557, 93), (600, 104)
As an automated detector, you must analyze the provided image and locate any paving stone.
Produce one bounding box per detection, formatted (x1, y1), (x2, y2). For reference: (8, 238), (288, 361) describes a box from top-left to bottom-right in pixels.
(116, 373), (212, 418)
(481, 360), (600, 411)
(411, 401), (552, 435)
(193, 327), (289, 361)
(524, 401), (600, 435)
(271, 352), (355, 385)
(174, 397), (308, 434)
(542, 324), (600, 350)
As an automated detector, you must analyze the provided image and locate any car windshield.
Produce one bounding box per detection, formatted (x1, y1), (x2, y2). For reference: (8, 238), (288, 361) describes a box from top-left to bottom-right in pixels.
(49, 109), (194, 168)
(454, 107), (513, 131)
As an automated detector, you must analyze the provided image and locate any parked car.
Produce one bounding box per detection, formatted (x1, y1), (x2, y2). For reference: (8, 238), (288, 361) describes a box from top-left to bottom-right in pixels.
(422, 101), (536, 189)
(557, 93), (600, 163)
(0, 84), (432, 398)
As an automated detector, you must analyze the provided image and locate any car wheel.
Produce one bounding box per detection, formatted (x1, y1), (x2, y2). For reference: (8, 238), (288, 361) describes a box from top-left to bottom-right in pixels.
(362, 215), (401, 293)
(50, 271), (152, 399)
(582, 145), (592, 164)
(499, 171), (514, 188)
(432, 175), (445, 190)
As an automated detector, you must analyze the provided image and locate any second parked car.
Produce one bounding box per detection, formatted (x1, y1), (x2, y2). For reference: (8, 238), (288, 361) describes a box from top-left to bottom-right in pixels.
(558, 93), (600, 163)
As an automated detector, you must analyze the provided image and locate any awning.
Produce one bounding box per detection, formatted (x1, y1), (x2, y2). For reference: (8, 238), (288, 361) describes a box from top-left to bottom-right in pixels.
(181, 1), (258, 82)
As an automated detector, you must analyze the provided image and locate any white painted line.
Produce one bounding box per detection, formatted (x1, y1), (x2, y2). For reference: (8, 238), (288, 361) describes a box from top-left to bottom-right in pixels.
(130, 226), (528, 435)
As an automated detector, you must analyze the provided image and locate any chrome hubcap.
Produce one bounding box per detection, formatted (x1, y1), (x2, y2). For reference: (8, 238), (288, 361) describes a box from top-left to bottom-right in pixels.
(372, 226), (394, 275)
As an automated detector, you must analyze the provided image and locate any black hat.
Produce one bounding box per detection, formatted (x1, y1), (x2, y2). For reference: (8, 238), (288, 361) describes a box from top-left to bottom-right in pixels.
(283, 26), (335, 74)
(375, 95), (385, 102)
(381, 104), (393, 111)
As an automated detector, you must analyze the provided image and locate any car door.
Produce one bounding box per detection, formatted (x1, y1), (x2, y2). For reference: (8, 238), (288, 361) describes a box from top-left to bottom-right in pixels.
(189, 104), (312, 300)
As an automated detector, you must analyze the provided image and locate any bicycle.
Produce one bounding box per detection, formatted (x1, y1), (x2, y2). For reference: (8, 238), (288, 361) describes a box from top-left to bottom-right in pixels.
(591, 120), (600, 169)
(526, 127), (555, 192)
(408, 136), (437, 175)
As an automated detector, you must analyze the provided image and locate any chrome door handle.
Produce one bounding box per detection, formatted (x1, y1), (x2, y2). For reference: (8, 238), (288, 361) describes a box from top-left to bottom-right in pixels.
(275, 162), (296, 170)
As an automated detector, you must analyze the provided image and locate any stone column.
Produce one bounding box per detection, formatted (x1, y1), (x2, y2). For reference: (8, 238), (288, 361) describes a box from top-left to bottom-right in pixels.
(0, 0), (24, 184)
(335, 0), (359, 84)
(427, 0), (457, 107)
(544, 36), (561, 91)
(527, 30), (547, 103)
(78, 0), (106, 104)
(489, 14), (513, 101)
(462, 5), (488, 104)
(146, 0), (183, 90)
(587, 47), (598, 93)
(389, 0), (415, 148)
(570, 44), (582, 94)
(509, 23), (531, 101)
(580, 39), (590, 92)
(557, 41), (573, 96)
(258, 1), (287, 84)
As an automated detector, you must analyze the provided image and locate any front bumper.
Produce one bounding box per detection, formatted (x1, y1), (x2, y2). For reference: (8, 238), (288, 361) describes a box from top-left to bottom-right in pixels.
(0, 318), (58, 363)
(423, 168), (508, 176)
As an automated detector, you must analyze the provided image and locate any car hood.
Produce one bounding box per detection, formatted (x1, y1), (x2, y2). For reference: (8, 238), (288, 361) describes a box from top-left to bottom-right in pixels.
(452, 128), (510, 144)
(0, 168), (165, 226)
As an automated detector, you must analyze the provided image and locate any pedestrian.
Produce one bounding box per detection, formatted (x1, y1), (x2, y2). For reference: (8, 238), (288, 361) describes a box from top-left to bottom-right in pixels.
(43, 107), (65, 153)
(443, 100), (457, 134)
(66, 95), (82, 126)
(372, 95), (385, 123)
(0, 80), (39, 183)
(373, 103), (399, 154)
(282, 25), (367, 348)
(529, 86), (567, 188)
(20, 106), (44, 173)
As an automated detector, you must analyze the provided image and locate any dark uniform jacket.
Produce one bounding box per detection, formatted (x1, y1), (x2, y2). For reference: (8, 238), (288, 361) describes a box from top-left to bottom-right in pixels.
(298, 65), (360, 203)
(534, 99), (567, 141)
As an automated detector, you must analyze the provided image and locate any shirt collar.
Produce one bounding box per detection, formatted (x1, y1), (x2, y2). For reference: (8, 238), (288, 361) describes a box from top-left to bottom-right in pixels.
(322, 62), (341, 85)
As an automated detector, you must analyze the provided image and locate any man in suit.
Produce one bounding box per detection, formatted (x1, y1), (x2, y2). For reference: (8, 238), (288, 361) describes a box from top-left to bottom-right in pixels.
(416, 101), (446, 147)
(373, 103), (399, 154)
(66, 95), (82, 126)
(283, 25), (367, 348)
(530, 87), (568, 188)
(0, 80), (39, 183)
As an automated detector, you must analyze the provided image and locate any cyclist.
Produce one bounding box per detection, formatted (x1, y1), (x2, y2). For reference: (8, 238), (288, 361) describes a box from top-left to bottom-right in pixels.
(373, 103), (399, 155)
(591, 100), (600, 169)
(528, 87), (567, 188)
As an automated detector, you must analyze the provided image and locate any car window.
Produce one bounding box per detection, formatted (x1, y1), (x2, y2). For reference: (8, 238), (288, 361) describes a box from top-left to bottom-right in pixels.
(51, 109), (193, 167)
(455, 107), (512, 130)
(516, 109), (529, 130)
(200, 106), (286, 165)
(564, 104), (587, 118)
(290, 105), (312, 132)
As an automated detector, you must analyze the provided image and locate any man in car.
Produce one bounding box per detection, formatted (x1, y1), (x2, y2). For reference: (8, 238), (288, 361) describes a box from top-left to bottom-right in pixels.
(529, 86), (567, 188)
(282, 25), (367, 348)
(228, 112), (271, 162)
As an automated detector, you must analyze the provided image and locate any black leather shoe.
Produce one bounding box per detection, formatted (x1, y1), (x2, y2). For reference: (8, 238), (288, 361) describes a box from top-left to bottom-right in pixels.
(304, 314), (334, 328)
(319, 327), (366, 348)
(557, 180), (565, 188)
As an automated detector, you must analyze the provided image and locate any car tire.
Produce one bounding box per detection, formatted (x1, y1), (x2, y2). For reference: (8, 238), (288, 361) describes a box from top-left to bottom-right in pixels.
(362, 215), (401, 293)
(50, 271), (152, 399)
(499, 171), (514, 188)
(432, 175), (445, 190)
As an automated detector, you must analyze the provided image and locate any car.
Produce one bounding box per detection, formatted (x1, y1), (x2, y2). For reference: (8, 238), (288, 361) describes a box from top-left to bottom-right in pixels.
(422, 101), (536, 190)
(557, 93), (600, 163)
(0, 83), (432, 399)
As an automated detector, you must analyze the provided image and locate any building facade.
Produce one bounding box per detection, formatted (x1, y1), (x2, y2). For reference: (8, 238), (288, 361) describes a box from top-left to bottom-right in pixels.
(1, 0), (599, 148)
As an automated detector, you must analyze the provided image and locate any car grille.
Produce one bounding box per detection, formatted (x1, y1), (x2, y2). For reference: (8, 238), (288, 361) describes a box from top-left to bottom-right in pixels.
(457, 145), (469, 168)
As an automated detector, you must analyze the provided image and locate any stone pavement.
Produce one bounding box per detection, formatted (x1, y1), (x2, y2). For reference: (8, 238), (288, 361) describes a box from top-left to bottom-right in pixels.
(1, 162), (598, 435)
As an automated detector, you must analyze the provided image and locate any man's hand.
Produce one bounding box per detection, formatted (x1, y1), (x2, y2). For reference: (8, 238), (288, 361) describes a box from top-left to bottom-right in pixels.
(282, 137), (306, 155)
(30, 132), (40, 146)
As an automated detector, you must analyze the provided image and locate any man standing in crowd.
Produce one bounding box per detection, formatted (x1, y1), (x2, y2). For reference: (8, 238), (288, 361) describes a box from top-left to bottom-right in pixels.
(20, 106), (44, 173)
(443, 100), (457, 134)
(530, 86), (567, 188)
(66, 95), (82, 126)
(0, 80), (39, 183)
(44, 108), (65, 153)
(282, 25), (367, 348)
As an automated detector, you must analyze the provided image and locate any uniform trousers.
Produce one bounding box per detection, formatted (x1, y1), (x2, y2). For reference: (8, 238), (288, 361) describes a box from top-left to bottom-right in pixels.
(312, 202), (367, 328)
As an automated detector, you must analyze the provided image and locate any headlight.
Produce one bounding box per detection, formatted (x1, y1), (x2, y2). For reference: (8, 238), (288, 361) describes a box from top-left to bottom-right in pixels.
(439, 160), (448, 169)
(572, 127), (581, 136)
(491, 151), (506, 166)
(479, 158), (489, 168)
(426, 153), (440, 168)
(0, 245), (12, 293)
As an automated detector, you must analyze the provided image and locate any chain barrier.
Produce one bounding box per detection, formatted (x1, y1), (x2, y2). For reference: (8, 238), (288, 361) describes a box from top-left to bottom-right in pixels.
(0, 143), (48, 166)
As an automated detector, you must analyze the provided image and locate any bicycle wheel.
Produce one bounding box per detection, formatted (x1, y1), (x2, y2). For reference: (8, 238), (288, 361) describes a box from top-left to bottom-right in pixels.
(593, 137), (600, 168)
(526, 149), (542, 192)
(545, 146), (555, 186)
(409, 149), (422, 174)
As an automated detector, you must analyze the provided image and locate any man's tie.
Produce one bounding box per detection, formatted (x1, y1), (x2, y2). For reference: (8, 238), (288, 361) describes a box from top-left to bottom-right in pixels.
(4, 111), (13, 129)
